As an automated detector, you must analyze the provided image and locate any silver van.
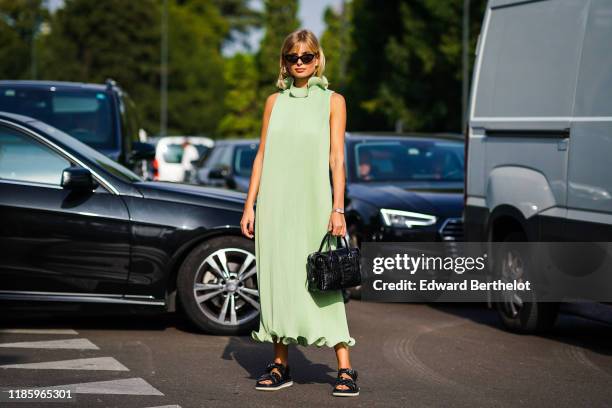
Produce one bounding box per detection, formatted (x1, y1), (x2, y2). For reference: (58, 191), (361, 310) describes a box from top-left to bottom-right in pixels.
(464, 0), (612, 332)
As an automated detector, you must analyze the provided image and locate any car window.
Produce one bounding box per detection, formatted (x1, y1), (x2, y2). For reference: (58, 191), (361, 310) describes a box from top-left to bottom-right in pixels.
(204, 146), (226, 168)
(218, 146), (233, 169)
(119, 93), (140, 144)
(0, 87), (117, 149)
(234, 144), (258, 177)
(352, 140), (464, 182)
(194, 144), (209, 158)
(0, 124), (71, 186)
(163, 144), (184, 163)
(29, 120), (143, 184)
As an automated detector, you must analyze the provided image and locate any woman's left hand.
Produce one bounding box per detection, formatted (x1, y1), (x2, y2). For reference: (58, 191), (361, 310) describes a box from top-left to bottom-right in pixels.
(328, 211), (346, 237)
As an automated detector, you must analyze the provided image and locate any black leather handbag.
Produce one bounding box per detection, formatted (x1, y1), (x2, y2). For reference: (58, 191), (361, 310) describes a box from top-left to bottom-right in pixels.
(306, 232), (361, 292)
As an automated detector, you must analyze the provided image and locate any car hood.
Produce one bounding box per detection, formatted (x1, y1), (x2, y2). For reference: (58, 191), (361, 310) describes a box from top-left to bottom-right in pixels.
(134, 181), (247, 210)
(349, 182), (463, 218)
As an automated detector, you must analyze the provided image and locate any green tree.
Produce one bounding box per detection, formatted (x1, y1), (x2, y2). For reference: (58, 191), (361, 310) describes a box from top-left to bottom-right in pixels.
(165, 0), (227, 135)
(0, 0), (49, 79)
(254, 0), (300, 113)
(344, 0), (403, 132)
(39, 0), (160, 131)
(320, 1), (354, 96)
(217, 52), (260, 138)
(349, 0), (485, 133)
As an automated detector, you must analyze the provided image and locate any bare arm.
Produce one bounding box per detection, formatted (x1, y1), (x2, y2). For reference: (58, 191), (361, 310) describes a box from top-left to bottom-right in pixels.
(241, 92), (278, 238)
(328, 92), (347, 237)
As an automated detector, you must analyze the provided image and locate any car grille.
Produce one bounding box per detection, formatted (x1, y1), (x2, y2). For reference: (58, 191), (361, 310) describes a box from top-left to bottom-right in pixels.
(439, 217), (464, 242)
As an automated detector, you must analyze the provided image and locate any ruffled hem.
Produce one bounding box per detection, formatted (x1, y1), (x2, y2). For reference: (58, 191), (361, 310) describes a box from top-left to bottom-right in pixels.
(251, 328), (356, 348)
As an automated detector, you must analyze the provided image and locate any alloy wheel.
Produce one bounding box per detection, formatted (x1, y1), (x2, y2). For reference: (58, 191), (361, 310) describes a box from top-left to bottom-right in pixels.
(192, 247), (259, 326)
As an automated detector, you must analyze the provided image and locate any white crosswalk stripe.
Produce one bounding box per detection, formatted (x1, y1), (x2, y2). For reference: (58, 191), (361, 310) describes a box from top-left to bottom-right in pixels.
(0, 338), (99, 349)
(0, 328), (181, 405)
(0, 357), (129, 371)
(33, 377), (164, 396)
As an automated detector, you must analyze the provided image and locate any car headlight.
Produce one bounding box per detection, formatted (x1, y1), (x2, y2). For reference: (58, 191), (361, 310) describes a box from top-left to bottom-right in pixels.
(380, 208), (437, 228)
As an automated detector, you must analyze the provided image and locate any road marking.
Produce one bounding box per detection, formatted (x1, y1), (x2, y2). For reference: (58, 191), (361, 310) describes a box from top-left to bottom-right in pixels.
(144, 406), (182, 408)
(0, 338), (99, 349)
(33, 377), (164, 395)
(0, 328), (78, 334)
(0, 357), (129, 371)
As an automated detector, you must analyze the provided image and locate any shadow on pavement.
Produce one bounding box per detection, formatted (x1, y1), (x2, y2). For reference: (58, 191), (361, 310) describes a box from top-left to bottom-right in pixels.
(426, 301), (612, 357)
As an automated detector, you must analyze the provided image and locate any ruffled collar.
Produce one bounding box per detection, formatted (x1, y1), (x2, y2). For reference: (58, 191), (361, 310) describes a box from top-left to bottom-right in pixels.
(282, 75), (329, 97)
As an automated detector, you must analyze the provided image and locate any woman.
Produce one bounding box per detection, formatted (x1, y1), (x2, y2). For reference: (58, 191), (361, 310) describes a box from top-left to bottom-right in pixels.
(240, 29), (359, 397)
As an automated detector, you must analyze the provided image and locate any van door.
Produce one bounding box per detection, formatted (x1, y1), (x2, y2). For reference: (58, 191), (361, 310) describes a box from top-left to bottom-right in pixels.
(566, 0), (612, 241)
(468, 0), (589, 241)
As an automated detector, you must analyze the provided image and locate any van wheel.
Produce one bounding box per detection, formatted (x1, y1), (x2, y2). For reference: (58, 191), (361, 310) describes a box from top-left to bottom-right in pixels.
(177, 235), (260, 335)
(492, 231), (559, 333)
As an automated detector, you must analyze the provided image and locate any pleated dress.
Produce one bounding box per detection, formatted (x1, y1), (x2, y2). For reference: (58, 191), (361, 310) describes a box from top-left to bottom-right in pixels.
(250, 74), (356, 348)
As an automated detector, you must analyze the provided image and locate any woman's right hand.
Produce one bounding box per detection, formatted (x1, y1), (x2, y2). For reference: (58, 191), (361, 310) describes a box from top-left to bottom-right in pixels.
(241, 206), (255, 239)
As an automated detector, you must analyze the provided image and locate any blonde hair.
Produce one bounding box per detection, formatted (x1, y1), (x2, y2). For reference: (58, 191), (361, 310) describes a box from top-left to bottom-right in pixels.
(276, 29), (327, 90)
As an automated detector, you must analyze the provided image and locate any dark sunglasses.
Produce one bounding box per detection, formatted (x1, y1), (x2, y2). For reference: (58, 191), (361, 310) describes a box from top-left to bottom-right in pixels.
(283, 52), (317, 65)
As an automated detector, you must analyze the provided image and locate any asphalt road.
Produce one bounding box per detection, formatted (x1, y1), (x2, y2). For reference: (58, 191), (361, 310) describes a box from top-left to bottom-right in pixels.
(1, 299), (611, 408)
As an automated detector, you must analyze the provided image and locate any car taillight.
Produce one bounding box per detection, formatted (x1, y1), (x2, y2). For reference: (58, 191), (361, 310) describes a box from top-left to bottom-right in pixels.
(152, 158), (159, 180)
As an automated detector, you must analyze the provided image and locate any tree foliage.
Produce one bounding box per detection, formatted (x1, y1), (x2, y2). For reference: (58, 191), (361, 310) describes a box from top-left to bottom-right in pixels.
(346, 0), (485, 132)
(0, 0), (48, 79)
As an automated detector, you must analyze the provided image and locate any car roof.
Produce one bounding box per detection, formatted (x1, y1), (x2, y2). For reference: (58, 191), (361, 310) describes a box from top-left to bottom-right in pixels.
(0, 80), (110, 92)
(155, 136), (215, 146)
(345, 131), (464, 142)
(0, 110), (39, 124)
(212, 138), (260, 145)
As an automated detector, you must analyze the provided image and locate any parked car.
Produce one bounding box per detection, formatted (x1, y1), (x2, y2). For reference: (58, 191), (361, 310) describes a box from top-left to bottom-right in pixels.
(150, 136), (214, 182)
(343, 132), (465, 246)
(464, 0), (612, 333)
(193, 138), (259, 192)
(0, 79), (155, 176)
(0, 111), (258, 335)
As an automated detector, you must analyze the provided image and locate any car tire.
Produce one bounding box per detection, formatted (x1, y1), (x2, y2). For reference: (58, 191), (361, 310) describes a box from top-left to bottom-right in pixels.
(492, 231), (559, 334)
(177, 235), (260, 335)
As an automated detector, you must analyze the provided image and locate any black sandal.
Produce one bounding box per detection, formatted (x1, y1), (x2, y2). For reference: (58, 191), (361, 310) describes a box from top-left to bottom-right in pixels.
(255, 362), (293, 391)
(333, 367), (360, 397)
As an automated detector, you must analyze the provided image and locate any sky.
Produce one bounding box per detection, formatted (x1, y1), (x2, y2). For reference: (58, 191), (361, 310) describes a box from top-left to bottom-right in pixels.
(46, 0), (344, 56)
(222, 0), (344, 56)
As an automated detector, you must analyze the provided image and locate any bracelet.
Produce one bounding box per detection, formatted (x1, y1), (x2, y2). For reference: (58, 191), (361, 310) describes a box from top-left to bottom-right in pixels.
(333, 207), (345, 214)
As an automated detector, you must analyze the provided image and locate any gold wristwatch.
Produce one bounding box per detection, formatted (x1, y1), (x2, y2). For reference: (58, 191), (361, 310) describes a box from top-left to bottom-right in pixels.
(333, 207), (345, 214)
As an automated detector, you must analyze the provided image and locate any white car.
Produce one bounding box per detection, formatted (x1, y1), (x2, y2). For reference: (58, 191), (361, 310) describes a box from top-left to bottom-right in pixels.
(153, 136), (214, 182)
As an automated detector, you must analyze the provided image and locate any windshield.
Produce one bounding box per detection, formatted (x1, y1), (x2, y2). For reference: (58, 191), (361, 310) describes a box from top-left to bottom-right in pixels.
(351, 139), (464, 182)
(161, 143), (209, 164)
(234, 144), (258, 177)
(29, 120), (143, 183)
(0, 87), (116, 150)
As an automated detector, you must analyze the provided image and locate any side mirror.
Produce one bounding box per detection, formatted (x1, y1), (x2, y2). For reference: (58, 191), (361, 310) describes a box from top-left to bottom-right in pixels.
(61, 166), (98, 191)
(129, 141), (156, 162)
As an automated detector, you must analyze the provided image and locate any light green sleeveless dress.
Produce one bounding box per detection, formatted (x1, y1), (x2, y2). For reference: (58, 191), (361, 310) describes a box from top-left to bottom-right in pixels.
(251, 74), (356, 348)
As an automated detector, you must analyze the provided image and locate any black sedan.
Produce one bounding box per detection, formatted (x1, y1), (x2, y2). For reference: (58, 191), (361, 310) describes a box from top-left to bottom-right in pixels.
(0, 112), (258, 335)
(342, 132), (465, 297)
(343, 132), (465, 247)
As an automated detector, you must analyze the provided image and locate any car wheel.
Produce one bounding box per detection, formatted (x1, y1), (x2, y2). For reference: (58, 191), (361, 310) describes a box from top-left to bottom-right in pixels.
(492, 231), (559, 334)
(177, 235), (259, 335)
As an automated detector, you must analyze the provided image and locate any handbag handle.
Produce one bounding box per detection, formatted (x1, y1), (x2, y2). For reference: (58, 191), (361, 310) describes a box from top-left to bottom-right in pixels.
(317, 231), (350, 253)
